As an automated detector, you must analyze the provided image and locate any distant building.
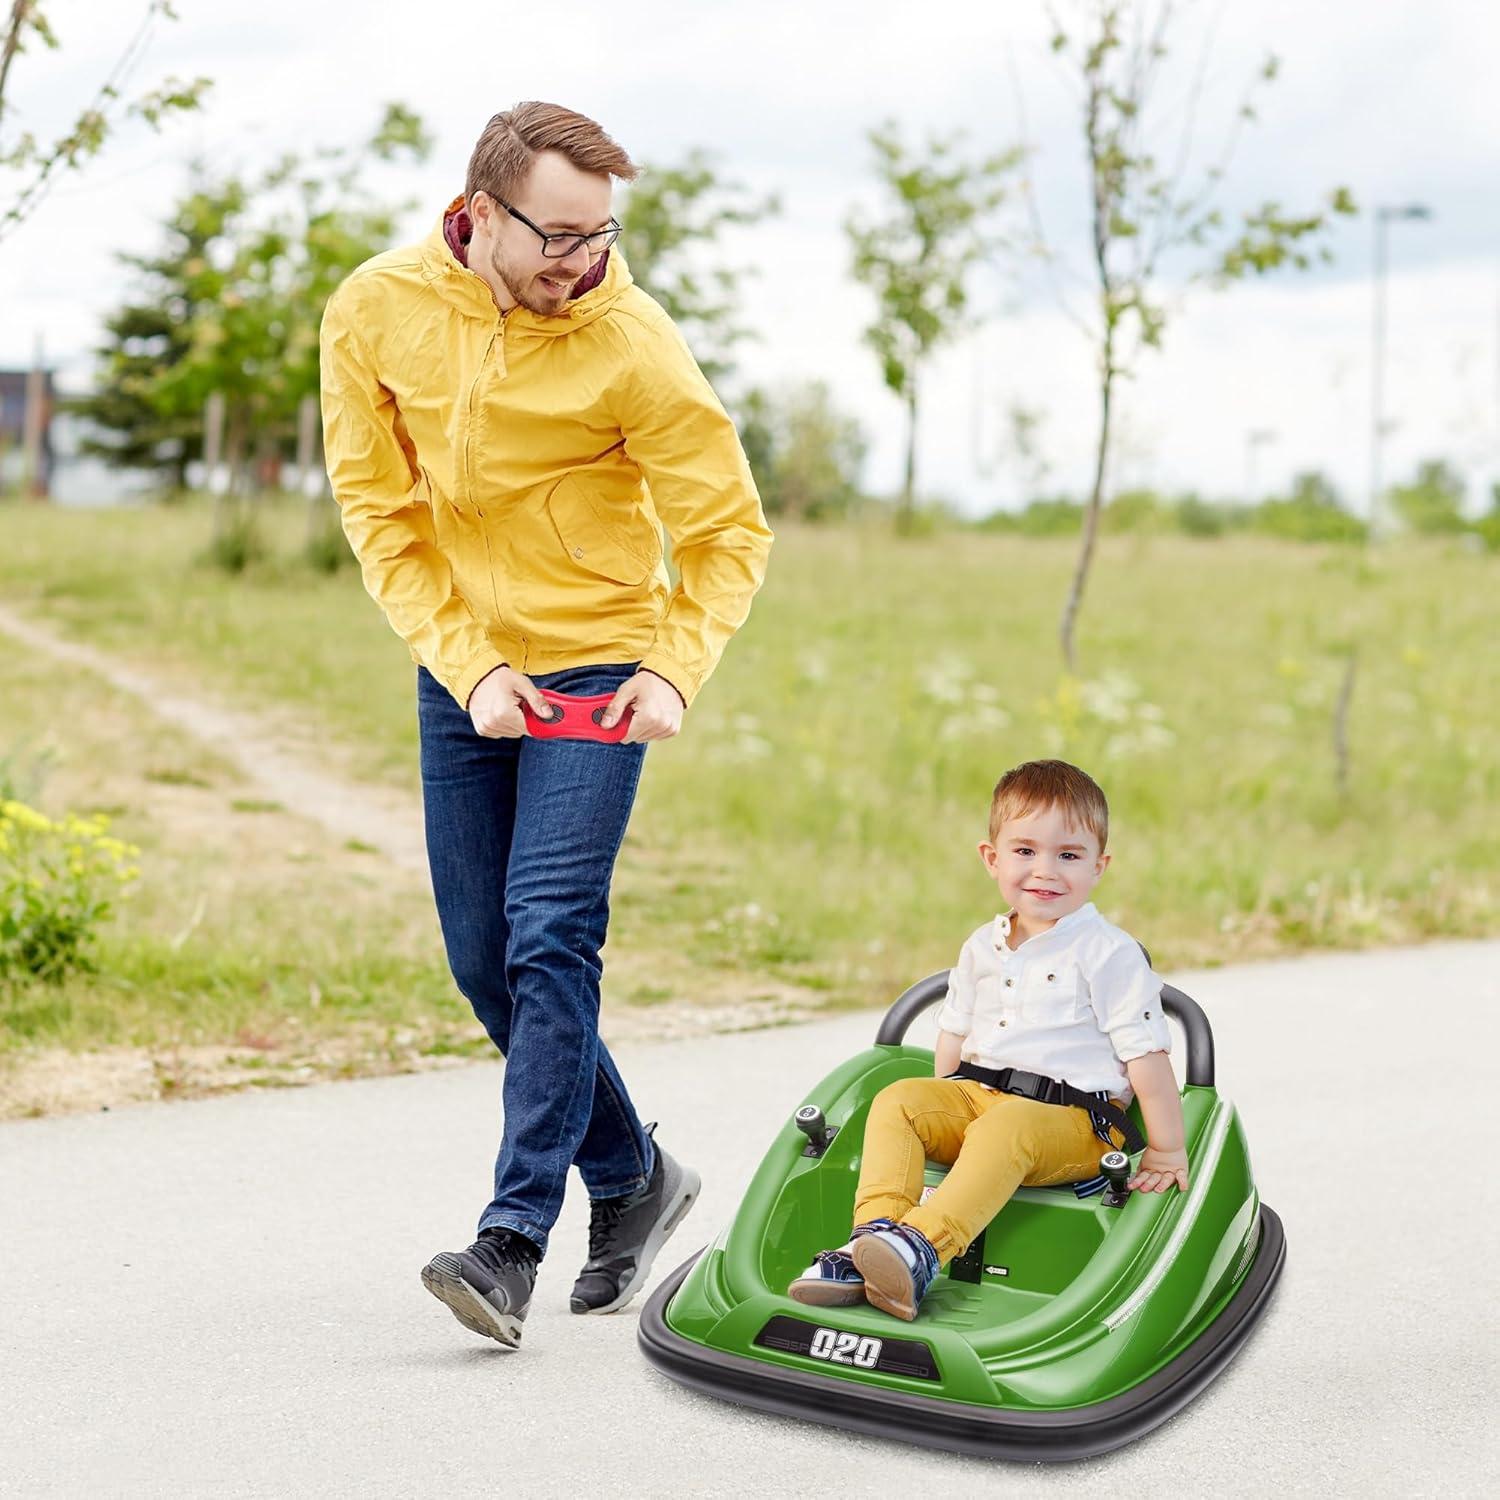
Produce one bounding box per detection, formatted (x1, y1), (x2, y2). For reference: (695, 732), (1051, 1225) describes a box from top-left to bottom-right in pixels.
(0, 369), (150, 506)
(0, 367), (55, 497)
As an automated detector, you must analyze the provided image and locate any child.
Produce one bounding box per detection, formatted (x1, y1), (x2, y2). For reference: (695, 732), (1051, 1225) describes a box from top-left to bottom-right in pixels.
(789, 759), (1190, 1321)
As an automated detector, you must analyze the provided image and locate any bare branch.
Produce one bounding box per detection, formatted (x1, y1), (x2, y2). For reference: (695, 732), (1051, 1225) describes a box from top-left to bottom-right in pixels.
(1, 1), (203, 241)
(1003, 39), (1096, 342)
(1151, 0), (1229, 264)
(1150, 36), (1275, 269)
(1, 1), (43, 139)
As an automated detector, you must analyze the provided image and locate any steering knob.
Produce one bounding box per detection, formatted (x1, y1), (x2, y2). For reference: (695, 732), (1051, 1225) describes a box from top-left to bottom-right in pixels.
(794, 1104), (831, 1154)
(1100, 1149), (1131, 1209)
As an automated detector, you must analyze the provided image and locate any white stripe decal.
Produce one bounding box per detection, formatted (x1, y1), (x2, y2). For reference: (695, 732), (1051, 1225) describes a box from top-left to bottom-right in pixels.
(1103, 1098), (1235, 1331)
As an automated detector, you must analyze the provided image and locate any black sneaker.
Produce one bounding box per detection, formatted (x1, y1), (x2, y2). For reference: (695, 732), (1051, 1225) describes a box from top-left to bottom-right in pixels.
(570, 1128), (700, 1315)
(420, 1227), (539, 1347)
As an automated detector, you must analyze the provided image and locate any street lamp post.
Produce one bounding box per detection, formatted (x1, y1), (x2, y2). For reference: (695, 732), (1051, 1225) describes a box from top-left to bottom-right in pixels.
(1245, 427), (1277, 504)
(1370, 203), (1432, 535)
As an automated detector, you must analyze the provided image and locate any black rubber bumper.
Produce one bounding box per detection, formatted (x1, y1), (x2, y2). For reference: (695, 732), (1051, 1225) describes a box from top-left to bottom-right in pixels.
(637, 1205), (1285, 1463)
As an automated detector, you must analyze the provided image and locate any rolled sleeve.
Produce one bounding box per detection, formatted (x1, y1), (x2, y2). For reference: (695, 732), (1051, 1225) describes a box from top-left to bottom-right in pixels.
(1085, 934), (1172, 1063)
(934, 939), (978, 1038)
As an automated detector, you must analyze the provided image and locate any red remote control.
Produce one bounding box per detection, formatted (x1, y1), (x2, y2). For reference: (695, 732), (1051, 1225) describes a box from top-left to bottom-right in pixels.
(522, 689), (633, 743)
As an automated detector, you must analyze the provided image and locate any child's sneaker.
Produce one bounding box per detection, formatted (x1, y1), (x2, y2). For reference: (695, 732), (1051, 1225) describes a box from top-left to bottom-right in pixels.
(850, 1221), (940, 1321)
(785, 1219), (893, 1308)
(787, 1245), (866, 1306)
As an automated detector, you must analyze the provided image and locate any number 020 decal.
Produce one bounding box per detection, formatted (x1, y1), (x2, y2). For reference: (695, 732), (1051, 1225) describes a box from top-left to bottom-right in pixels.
(809, 1327), (883, 1368)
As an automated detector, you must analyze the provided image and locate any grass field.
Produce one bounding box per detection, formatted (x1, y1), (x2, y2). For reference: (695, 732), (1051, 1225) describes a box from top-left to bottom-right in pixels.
(1, 496), (1495, 1097)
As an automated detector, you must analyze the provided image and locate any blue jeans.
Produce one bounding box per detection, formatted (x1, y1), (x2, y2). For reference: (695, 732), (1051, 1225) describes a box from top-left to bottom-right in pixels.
(417, 662), (656, 1256)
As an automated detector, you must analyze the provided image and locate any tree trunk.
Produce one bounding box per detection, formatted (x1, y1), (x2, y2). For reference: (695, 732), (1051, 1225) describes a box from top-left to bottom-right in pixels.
(215, 404), (246, 540)
(897, 382), (918, 535)
(298, 393), (328, 544)
(203, 390), (226, 531)
(1059, 357), (1114, 672)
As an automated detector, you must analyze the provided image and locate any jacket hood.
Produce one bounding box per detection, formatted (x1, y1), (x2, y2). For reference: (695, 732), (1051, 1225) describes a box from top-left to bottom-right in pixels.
(422, 194), (633, 334)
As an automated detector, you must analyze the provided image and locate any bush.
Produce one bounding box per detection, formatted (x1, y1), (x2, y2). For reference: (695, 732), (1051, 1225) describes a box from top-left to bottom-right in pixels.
(304, 515), (356, 574)
(1103, 488), (1171, 534)
(1015, 496), (1085, 536)
(1177, 495), (1233, 537)
(1251, 471), (1367, 544)
(0, 801), (139, 985)
(200, 504), (268, 574)
(1389, 459), (1467, 536)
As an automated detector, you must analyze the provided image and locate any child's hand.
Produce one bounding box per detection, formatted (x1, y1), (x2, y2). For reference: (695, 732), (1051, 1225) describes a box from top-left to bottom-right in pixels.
(1127, 1147), (1189, 1193)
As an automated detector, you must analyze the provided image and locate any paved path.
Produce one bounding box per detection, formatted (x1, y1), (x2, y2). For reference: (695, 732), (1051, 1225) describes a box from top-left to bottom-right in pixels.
(4, 942), (1497, 1497)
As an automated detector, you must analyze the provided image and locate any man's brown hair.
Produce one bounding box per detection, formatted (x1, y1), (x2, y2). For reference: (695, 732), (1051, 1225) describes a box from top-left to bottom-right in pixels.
(465, 102), (639, 205)
(988, 759), (1110, 852)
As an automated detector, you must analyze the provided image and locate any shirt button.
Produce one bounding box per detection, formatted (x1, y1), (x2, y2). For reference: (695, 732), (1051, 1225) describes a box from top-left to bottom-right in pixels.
(998, 1019), (1008, 1027)
(573, 546), (585, 558)
(1046, 973), (1056, 982)
(1144, 1010), (1152, 1019)
(1004, 978), (1015, 987)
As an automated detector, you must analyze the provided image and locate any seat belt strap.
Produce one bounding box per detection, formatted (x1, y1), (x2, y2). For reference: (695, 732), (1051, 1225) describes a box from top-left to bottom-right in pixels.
(949, 1060), (1147, 1154)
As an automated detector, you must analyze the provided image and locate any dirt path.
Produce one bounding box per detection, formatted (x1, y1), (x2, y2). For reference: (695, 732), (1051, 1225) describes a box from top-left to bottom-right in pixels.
(0, 600), (429, 873)
(0, 603), (819, 1117)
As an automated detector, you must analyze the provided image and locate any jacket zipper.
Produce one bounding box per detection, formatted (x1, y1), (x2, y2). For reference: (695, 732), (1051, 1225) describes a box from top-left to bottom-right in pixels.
(467, 314), (527, 665)
(463, 315), (502, 509)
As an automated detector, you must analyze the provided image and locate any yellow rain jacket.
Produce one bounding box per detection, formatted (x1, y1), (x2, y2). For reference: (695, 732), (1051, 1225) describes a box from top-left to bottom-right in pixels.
(319, 204), (772, 710)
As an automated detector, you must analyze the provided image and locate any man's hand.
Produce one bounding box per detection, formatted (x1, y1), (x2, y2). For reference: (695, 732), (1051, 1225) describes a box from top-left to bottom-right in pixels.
(467, 665), (554, 739)
(601, 670), (684, 743)
(1127, 1146), (1190, 1194)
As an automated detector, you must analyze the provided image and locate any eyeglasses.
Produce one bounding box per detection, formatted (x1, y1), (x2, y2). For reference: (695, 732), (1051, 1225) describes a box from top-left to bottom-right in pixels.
(497, 198), (622, 259)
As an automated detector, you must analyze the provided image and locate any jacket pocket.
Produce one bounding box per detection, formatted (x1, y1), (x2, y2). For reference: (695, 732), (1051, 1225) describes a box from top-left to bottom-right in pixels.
(545, 471), (662, 586)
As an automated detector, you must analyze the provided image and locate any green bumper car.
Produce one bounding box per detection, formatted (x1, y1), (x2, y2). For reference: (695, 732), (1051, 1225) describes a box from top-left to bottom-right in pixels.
(638, 971), (1284, 1461)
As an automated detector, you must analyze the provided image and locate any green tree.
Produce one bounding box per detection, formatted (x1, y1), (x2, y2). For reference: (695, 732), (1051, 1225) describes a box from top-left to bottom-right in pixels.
(736, 381), (868, 522)
(1039, 1), (1357, 668)
(70, 298), (202, 489)
(70, 172), (250, 488)
(1, 1), (208, 241)
(620, 148), (777, 383)
(1388, 458), (1467, 535)
(75, 105), (431, 494)
(846, 122), (1019, 533)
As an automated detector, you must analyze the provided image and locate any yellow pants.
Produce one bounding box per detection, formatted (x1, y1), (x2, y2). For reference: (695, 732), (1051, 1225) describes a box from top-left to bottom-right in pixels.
(852, 1076), (1126, 1265)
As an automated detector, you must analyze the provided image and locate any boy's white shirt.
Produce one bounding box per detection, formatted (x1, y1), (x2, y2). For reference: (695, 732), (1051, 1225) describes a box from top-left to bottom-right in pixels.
(934, 901), (1171, 1100)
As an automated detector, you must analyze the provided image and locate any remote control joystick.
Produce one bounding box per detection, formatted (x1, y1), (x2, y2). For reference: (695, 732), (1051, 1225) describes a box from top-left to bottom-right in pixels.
(1100, 1149), (1132, 1209)
(794, 1104), (832, 1155)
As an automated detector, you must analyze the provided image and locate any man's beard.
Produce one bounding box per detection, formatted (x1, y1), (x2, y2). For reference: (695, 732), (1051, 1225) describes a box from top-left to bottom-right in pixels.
(488, 243), (572, 317)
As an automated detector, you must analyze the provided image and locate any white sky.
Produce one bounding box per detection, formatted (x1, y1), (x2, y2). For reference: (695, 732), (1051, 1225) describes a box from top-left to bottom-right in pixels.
(3, 0), (1497, 514)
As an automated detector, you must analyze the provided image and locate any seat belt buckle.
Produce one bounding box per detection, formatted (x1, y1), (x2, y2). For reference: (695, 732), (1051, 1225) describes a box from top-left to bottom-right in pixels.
(1008, 1069), (1050, 1103)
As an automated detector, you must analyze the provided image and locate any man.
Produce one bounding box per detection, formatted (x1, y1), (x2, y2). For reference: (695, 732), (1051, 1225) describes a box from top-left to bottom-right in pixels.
(320, 102), (772, 1348)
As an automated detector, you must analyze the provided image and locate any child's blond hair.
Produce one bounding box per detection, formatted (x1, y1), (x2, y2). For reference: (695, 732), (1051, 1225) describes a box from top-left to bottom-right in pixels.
(988, 760), (1109, 852)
